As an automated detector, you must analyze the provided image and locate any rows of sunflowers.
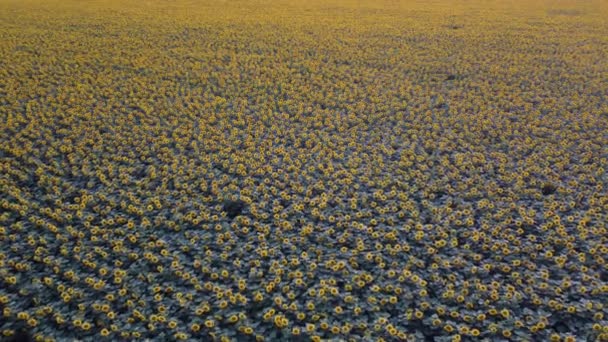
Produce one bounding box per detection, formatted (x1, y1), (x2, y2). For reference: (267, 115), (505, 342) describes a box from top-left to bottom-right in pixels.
(1, 0), (607, 341)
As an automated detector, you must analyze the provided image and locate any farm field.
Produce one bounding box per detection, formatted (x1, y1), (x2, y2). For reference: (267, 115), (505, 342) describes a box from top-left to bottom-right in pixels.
(1, 0), (607, 341)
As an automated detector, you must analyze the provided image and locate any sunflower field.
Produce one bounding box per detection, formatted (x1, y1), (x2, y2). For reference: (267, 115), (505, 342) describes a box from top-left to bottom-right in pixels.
(1, 0), (607, 341)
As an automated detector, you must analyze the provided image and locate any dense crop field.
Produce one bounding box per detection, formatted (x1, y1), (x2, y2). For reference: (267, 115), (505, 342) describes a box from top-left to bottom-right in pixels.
(1, 0), (607, 341)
